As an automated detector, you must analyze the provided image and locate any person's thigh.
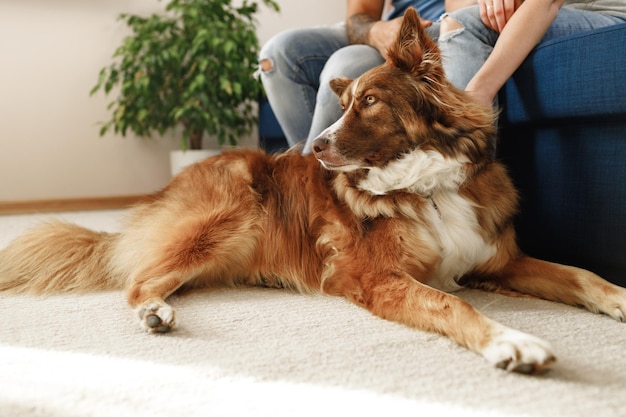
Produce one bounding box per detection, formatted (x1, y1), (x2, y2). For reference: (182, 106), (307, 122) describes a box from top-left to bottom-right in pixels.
(259, 24), (349, 146)
(304, 45), (385, 152)
(542, 7), (625, 41)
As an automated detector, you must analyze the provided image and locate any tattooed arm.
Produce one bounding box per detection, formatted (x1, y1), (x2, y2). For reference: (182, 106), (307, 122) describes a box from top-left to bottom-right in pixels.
(346, 0), (475, 56)
(345, 0), (385, 45)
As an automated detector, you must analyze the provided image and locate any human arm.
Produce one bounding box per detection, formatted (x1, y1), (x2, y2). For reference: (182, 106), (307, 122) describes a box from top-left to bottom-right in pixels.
(346, 0), (466, 56)
(465, 0), (564, 106)
(346, 0), (411, 56)
(345, 0), (387, 46)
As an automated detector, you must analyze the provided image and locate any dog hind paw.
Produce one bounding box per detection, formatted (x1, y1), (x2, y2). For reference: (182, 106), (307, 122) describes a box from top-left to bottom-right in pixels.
(482, 327), (556, 374)
(136, 300), (176, 333)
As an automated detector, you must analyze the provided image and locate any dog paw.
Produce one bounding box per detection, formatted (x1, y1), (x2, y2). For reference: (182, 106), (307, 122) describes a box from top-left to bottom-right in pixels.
(136, 300), (176, 333)
(586, 288), (626, 323)
(604, 293), (626, 323)
(481, 327), (556, 374)
(608, 305), (625, 322)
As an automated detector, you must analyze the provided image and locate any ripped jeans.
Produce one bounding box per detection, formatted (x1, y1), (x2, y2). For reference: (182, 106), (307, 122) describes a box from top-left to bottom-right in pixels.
(438, 5), (626, 89)
(259, 23), (441, 151)
(260, 6), (624, 152)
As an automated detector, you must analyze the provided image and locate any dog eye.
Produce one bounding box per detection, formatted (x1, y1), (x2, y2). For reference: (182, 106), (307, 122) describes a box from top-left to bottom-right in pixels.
(365, 95), (376, 106)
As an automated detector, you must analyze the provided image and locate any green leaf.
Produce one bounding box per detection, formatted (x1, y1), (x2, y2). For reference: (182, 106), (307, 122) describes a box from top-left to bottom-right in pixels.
(99, 123), (110, 137)
(232, 82), (242, 98)
(137, 109), (148, 122)
(219, 76), (233, 95)
(224, 40), (236, 55)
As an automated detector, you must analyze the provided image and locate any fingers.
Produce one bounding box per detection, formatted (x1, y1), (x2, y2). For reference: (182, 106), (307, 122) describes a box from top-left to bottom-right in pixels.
(479, 0), (520, 33)
(479, 0), (496, 31)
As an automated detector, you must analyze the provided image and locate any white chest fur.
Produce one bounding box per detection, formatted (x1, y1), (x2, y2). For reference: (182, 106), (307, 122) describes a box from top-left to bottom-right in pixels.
(356, 149), (496, 292)
(423, 191), (496, 292)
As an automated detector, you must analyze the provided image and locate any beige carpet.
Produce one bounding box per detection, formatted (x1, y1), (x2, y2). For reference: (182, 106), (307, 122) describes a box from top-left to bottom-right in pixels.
(1, 210), (625, 417)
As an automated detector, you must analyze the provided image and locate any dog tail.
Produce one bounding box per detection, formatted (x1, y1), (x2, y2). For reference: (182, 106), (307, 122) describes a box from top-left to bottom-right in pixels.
(0, 220), (125, 294)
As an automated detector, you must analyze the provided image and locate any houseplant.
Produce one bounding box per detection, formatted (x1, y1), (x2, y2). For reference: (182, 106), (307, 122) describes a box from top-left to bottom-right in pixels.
(91, 0), (279, 166)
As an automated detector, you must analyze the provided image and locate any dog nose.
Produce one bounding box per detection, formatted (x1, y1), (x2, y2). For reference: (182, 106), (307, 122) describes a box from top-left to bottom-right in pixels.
(311, 137), (329, 155)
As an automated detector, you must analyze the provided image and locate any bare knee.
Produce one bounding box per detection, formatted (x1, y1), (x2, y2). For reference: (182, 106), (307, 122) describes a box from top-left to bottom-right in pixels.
(260, 58), (274, 72)
(439, 15), (464, 41)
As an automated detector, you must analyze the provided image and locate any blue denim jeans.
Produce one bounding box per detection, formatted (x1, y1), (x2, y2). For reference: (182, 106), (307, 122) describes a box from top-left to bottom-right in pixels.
(259, 6), (624, 152)
(439, 6), (626, 89)
(259, 23), (440, 151)
(259, 24), (348, 148)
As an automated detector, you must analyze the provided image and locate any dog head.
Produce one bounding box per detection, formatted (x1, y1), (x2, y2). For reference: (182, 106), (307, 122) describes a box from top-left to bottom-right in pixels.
(311, 8), (497, 196)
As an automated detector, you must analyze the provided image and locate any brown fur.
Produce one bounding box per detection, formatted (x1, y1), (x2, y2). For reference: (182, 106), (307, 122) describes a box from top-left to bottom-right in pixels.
(1, 8), (624, 373)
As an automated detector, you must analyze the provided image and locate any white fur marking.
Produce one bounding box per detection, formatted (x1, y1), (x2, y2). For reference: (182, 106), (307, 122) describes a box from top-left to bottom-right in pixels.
(358, 150), (467, 196)
(425, 191), (496, 292)
(357, 149), (494, 291)
(137, 300), (176, 332)
(329, 78), (359, 139)
(347, 78), (360, 112)
(482, 325), (555, 372)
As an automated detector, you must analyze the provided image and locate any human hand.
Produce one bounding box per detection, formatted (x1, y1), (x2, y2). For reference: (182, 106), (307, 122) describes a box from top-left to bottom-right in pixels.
(478, 0), (522, 33)
(465, 77), (498, 108)
(369, 16), (433, 58)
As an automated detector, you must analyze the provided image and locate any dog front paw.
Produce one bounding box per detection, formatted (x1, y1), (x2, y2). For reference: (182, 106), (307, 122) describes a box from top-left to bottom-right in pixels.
(482, 327), (556, 374)
(601, 291), (626, 322)
(606, 303), (625, 322)
(136, 300), (176, 333)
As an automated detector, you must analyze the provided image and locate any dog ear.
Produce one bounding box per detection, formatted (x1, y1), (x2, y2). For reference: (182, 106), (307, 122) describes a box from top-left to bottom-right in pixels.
(386, 8), (441, 77)
(329, 77), (353, 97)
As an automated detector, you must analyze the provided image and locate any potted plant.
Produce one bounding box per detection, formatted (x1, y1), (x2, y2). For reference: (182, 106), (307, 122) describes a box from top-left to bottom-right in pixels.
(91, 0), (279, 175)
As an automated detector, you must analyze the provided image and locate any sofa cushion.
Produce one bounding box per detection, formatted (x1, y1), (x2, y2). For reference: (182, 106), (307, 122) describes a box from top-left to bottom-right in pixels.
(501, 22), (626, 124)
(499, 122), (626, 286)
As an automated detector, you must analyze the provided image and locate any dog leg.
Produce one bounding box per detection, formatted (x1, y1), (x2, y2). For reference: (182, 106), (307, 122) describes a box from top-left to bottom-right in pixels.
(341, 273), (555, 373)
(122, 218), (259, 333)
(136, 297), (177, 334)
(495, 256), (626, 322)
(127, 269), (189, 333)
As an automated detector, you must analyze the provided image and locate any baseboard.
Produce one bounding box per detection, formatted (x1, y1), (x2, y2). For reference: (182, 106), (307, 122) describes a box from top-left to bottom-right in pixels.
(0, 195), (151, 215)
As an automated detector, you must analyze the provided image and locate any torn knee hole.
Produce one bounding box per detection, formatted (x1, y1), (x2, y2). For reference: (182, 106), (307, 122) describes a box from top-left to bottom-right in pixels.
(439, 16), (464, 41)
(441, 15), (463, 32)
(260, 58), (274, 72)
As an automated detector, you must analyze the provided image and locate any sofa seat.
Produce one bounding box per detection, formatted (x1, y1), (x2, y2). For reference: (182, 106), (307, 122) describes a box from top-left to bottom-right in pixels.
(498, 22), (626, 286)
(503, 23), (626, 123)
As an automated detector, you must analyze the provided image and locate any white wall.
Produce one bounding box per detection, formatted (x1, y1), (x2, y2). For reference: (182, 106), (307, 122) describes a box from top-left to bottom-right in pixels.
(0, 0), (345, 200)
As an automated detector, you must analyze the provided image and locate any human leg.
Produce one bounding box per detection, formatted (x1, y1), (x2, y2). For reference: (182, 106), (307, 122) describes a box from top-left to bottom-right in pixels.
(437, 6), (625, 92)
(541, 7), (625, 41)
(259, 25), (348, 146)
(437, 6), (499, 90)
(303, 45), (385, 153)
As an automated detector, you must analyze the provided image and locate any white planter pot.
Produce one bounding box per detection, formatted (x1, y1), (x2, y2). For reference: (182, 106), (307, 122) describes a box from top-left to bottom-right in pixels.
(170, 149), (220, 177)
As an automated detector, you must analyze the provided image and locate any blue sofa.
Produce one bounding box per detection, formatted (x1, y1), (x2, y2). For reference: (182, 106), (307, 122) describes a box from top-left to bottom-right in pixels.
(498, 23), (626, 287)
(258, 23), (626, 286)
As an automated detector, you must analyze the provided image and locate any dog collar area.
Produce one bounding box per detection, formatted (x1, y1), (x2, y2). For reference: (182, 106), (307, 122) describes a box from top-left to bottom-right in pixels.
(427, 196), (443, 221)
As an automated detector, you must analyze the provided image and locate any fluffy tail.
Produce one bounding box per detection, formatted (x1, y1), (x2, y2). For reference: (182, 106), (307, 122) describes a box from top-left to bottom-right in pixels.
(0, 220), (125, 294)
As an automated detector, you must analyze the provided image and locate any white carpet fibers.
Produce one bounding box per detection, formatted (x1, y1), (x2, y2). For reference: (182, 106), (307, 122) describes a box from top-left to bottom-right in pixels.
(1, 210), (625, 417)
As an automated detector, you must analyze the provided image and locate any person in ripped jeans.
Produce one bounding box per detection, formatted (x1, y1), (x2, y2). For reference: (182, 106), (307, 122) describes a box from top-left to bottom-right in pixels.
(259, 0), (475, 151)
(439, 0), (626, 108)
(261, 0), (626, 153)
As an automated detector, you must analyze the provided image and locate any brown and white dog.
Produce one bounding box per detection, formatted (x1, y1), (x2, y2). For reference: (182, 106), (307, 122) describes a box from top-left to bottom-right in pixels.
(1, 8), (624, 374)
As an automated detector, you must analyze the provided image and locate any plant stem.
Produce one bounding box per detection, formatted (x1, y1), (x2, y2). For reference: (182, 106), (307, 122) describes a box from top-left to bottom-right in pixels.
(189, 128), (203, 150)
